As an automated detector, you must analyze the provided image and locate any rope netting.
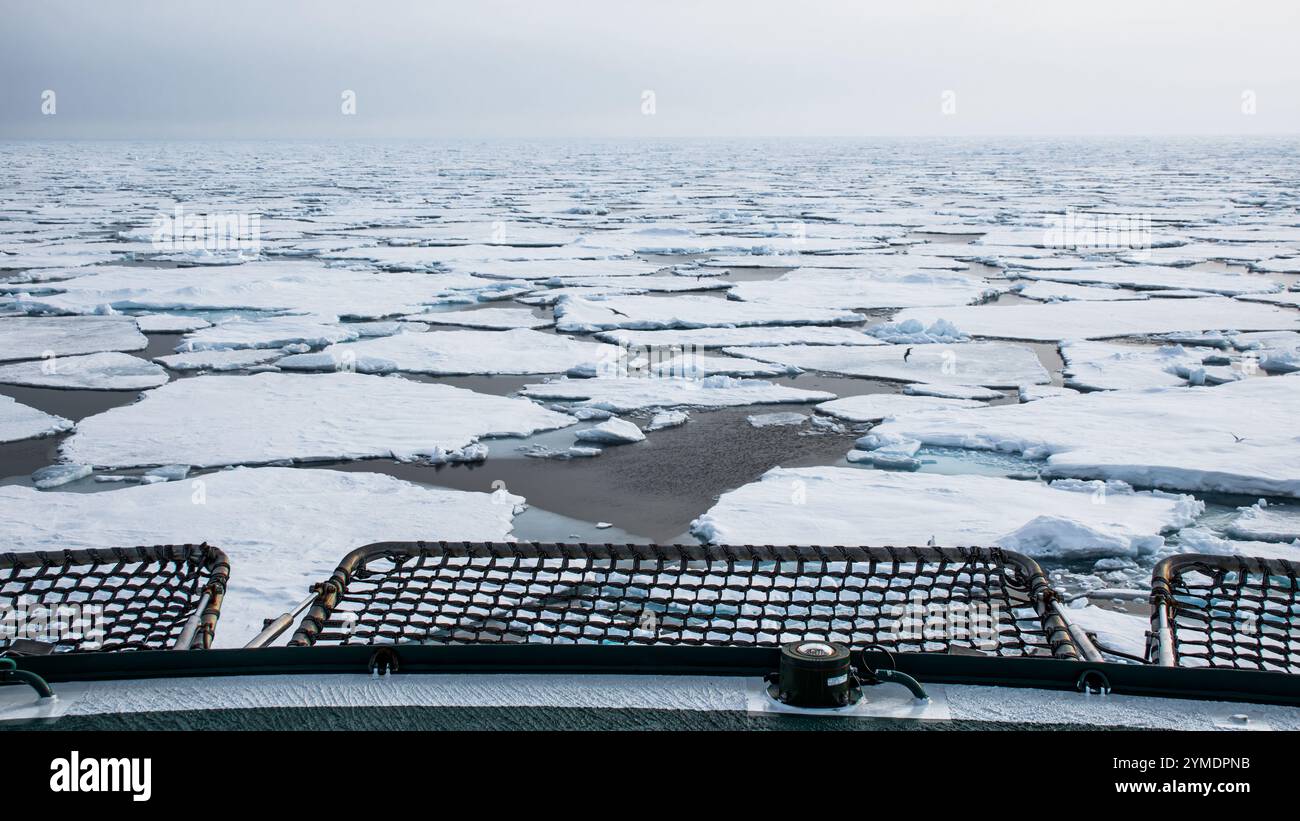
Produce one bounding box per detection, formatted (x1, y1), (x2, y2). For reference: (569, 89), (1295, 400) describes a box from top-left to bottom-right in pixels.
(289, 542), (1079, 659)
(1151, 554), (1300, 673)
(0, 544), (229, 652)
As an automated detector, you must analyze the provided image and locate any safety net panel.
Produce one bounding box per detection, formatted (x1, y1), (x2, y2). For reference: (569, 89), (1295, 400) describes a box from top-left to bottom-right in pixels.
(1151, 553), (1300, 673)
(289, 542), (1078, 659)
(0, 544), (230, 652)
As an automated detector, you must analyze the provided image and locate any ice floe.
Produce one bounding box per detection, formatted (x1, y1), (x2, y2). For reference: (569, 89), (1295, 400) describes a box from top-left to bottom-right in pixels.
(574, 417), (645, 445)
(134, 314), (213, 333)
(645, 409), (689, 431)
(816, 393), (984, 422)
(61, 372), (576, 468)
(863, 377), (1300, 497)
(0, 394), (72, 443)
(154, 348), (285, 372)
(407, 306), (552, 329)
(554, 294), (862, 333)
(867, 318), (969, 344)
(278, 328), (620, 376)
(518, 375), (835, 412)
(177, 315), (369, 351)
(747, 412), (808, 428)
(1014, 265), (1279, 296)
(902, 383), (1004, 400)
(889, 297), (1300, 342)
(1225, 502), (1300, 543)
(11, 262), (524, 319)
(0, 315), (148, 362)
(690, 467), (1199, 559)
(1060, 341), (1212, 391)
(0, 467), (525, 645)
(729, 269), (999, 310)
(594, 326), (881, 349)
(728, 341), (1050, 387)
(0, 351), (168, 390)
(648, 352), (793, 378)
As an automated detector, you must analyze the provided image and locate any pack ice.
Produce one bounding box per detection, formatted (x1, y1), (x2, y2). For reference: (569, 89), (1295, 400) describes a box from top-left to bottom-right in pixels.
(61, 372), (576, 468)
(690, 467), (1200, 559)
(0, 467), (525, 646)
(863, 377), (1300, 497)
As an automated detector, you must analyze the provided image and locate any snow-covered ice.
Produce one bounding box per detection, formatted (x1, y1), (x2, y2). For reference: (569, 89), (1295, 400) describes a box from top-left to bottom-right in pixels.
(728, 342), (1050, 387)
(902, 383), (1003, 400)
(0, 467), (525, 646)
(61, 372), (576, 468)
(0, 351), (169, 390)
(690, 467), (1200, 559)
(134, 314), (213, 333)
(1013, 265), (1280, 296)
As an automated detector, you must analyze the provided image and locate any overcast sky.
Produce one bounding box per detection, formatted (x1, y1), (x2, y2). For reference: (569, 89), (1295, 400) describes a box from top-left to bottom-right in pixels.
(1, 0), (1297, 138)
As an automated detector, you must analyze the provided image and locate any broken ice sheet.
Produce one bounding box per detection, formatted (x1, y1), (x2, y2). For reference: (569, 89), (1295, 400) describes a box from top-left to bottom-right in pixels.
(0, 394), (72, 443)
(134, 314), (213, 333)
(554, 294), (863, 333)
(518, 374), (835, 412)
(0, 467), (525, 646)
(0, 351), (168, 390)
(278, 328), (621, 375)
(728, 341), (1050, 387)
(890, 297), (1300, 342)
(61, 372), (576, 468)
(864, 376), (1300, 498)
(0, 315), (148, 362)
(648, 352), (793, 378)
(1013, 281), (1149, 303)
(690, 466), (1200, 560)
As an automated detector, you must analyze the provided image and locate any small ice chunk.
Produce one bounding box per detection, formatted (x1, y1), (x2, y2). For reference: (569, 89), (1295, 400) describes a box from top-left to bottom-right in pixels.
(645, 409), (689, 431)
(144, 464), (191, 482)
(868, 318), (969, 345)
(31, 463), (92, 489)
(747, 412), (808, 428)
(135, 314), (213, 333)
(574, 417), (646, 445)
(155, 348), (284, 372)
